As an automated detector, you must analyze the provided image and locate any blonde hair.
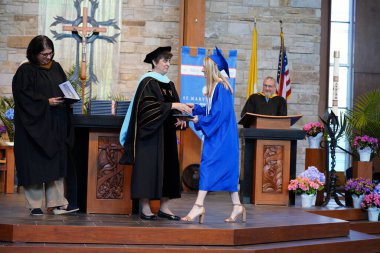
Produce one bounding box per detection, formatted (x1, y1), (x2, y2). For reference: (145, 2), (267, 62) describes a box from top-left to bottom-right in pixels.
(203, 57), (233, 97)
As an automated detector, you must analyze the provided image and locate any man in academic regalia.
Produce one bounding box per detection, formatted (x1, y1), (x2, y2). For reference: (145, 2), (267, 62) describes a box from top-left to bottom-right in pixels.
(241, 76), (287, 125)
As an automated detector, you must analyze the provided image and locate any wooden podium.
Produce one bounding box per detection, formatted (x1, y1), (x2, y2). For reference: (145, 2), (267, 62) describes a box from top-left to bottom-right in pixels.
(239, 113), (304, 205)
(86, 131), (132, 214)
(72, 115), (132, 214)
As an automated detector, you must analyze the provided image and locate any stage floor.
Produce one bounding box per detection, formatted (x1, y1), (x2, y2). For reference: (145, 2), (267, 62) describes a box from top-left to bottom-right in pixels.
(0, 190), (349, 227)
(0, 191), (380, 253)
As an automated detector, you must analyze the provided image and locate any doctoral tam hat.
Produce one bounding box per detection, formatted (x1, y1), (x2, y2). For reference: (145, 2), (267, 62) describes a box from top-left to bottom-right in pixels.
(144, 46), (172, 64)
(209, 46), (230, 77)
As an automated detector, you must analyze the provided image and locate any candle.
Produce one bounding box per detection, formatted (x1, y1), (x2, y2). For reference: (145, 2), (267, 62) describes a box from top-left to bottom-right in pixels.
(332, 50), (340, 116)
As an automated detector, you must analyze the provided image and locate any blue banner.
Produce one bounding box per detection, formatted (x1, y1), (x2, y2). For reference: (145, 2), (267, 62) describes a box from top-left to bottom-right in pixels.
(180, 46), (237, 140)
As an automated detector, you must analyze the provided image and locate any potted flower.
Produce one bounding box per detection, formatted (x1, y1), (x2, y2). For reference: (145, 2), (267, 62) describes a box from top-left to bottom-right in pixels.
(344, 178), (375, 208)
(0, 97), (14, 143)
(288, 166), (325, 208)
(352, 135), (378, 162)
(299, 166), (326, 183)
(360, 192), (380, 222)
(303, 122), (324, 148)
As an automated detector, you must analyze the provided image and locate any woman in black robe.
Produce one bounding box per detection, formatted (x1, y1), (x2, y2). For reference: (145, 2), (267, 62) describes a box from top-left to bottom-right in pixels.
(120, 47), (191, 220)
(12, 35), (78, 215)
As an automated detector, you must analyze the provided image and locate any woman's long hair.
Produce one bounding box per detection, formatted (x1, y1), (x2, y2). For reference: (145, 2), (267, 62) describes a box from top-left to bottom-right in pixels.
(203, 56), (233, 97)
(26, 35), (55, 65)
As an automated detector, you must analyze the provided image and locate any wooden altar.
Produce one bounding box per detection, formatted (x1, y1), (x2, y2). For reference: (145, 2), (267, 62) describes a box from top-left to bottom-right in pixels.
(239, 113), (305, 205)
(72, 115), (132, 214)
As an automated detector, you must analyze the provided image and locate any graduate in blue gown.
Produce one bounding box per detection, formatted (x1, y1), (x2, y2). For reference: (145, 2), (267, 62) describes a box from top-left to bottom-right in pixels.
(181, 47), (246, 223)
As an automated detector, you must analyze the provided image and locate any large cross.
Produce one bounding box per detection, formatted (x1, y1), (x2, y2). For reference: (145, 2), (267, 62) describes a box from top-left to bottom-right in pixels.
(63, 6), (107, 112)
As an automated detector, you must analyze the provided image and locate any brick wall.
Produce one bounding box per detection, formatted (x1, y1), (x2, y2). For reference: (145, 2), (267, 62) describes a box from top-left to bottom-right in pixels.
(0, 0), (323, 175)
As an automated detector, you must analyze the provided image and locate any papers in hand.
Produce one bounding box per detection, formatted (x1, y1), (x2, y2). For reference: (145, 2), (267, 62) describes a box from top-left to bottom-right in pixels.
(59, 81), (80, 101)
(173, 113), (194, 119)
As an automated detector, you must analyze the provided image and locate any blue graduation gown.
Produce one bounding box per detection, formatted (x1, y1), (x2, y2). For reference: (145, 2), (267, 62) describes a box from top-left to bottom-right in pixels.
(193, 83), (239, 192)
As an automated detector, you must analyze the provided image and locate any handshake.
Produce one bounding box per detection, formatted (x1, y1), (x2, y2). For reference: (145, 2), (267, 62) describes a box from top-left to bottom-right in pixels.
(172, 103), (198, 125)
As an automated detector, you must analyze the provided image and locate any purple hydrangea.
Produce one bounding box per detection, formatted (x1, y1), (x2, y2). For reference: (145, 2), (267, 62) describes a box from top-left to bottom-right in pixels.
(4, 108), (14, 121)
(299, 166), (326, 183)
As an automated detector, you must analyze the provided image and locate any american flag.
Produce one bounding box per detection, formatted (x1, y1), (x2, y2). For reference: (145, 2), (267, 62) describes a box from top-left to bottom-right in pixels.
(276, 31), (291, 100)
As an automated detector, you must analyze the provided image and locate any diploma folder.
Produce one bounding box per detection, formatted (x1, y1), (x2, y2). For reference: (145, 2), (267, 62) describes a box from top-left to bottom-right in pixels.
(59, 81), (81, 101)
(172, 113), (194, 119)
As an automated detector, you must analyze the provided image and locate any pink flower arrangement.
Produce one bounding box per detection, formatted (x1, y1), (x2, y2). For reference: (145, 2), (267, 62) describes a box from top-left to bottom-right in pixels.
(352, 135), (378, 152)
(288, 177), (324, 195)
(361, 193), (380, 209)
(303, 122), (324, 137)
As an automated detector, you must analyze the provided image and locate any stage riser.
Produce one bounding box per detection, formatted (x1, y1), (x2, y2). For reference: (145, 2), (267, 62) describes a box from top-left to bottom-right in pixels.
(307, 209), (368, 221)
(307, 209), (380, 234)
(0, 223), (349, 246)
(350, 222), (380, 234)
(1, 235), (380, 253)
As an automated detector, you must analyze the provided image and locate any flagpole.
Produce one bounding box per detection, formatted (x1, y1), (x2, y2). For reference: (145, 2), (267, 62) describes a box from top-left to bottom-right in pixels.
(277, 20), (284, 97)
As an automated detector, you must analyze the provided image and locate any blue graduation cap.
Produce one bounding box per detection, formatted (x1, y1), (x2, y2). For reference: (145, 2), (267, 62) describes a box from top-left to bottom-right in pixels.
(209, 46), (230, 77)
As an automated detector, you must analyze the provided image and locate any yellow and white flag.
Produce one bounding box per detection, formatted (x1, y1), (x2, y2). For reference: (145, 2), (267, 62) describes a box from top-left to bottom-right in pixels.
(246, 23), (258, 99)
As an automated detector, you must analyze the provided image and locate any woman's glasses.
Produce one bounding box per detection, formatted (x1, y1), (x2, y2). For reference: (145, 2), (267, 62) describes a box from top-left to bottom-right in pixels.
(39, 52), (54, 57)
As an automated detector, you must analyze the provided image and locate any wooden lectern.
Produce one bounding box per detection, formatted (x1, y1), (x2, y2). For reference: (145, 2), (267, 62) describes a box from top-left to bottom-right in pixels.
(72, 115), (132, 214)
(239, 113), (305, 205)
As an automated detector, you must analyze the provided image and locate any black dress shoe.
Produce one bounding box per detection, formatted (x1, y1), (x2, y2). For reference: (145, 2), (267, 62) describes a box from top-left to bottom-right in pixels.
(140, 213), (157, 220)
(157, 210), (181, 221)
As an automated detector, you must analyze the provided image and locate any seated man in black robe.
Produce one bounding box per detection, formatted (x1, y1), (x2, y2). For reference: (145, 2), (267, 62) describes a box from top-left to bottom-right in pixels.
(241, 76), (287, 124)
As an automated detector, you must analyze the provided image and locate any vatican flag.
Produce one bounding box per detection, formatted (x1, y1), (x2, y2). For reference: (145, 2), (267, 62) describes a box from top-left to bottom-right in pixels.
(246, 23), (258, 99)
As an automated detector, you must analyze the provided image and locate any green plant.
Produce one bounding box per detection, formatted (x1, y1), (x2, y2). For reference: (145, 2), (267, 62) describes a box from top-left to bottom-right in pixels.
(344, 89), (380, 156)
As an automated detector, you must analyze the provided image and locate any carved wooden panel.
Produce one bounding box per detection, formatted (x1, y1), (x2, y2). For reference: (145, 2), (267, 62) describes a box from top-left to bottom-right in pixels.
(96, 136), (125, 199)
(262, 145), (283, 193)
(253, 140), (290, 205)
(87, 131), (132, 214)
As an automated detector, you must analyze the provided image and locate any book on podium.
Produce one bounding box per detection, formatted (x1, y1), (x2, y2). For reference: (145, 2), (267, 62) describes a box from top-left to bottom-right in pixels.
(238, 113), (303, 129)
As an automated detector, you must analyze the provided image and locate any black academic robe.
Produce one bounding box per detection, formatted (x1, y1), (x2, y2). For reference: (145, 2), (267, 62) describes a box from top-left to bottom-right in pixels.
(126, 77), (181, 200)
(12, 61), (73, 186)
(241, 93), (287, 120)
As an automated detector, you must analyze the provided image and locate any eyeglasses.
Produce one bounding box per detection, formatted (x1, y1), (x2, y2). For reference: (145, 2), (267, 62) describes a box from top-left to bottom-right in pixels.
(263, 84), (275, 89)
(39, 52), (54, 57)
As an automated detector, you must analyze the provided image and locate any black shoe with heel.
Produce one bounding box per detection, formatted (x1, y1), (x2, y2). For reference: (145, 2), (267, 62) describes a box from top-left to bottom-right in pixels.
(157, 210), (180, 220)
